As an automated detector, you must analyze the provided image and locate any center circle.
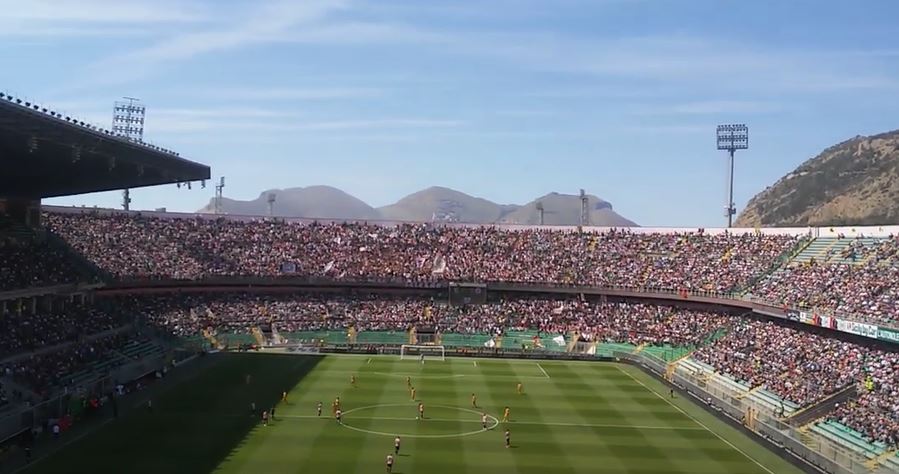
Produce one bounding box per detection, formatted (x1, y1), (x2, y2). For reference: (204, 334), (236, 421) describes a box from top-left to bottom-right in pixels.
(339, 403), (500, 439)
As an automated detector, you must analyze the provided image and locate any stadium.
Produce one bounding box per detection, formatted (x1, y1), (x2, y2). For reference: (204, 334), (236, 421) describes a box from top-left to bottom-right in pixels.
(1, 91), (898, 474)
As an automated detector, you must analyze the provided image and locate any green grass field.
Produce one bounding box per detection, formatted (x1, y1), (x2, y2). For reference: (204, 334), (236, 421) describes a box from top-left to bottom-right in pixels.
(24, 353), (804, 474)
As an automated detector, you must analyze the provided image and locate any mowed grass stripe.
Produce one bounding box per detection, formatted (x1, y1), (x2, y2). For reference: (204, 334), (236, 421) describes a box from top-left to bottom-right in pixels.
(214, 355), (344, 473)
(412, 359), (469, 474)
(452, 359), (525, 474)
(544, 362), (677, 472)
(346, 357), (409, 473)
(285, 357), (395, 473)
(447, 359), (517, 473)
(581, 363), (745, 473)
(27, 354), (808, 474)
(214, 355), (358, 473)
(614, 364), (792, 474)
(487, 359), (585, 474)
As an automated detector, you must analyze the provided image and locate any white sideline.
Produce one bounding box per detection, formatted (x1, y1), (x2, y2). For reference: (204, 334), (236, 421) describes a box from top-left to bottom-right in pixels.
(615, 366), (777, 474)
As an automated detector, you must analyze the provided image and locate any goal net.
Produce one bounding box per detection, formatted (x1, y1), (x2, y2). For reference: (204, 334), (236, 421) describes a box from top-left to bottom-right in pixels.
(400, 345), (446, 361)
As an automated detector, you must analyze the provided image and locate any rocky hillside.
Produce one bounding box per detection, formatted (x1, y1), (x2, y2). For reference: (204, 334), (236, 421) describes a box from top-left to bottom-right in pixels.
(197, 186), (380, 220)
(499, 192), (636, 227)
(198, 186), (636, 226)
(736, 129), (899, 227)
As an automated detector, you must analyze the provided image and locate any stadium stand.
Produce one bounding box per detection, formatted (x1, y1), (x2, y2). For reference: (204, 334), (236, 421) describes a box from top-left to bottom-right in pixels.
(5, 92), (899, 474)
(43, 211), (800, 292)
(751, 235), (899, 325)
(0, 236), (87, 292)
(112, 293), (728, 351)
(692, 319), (870, 407)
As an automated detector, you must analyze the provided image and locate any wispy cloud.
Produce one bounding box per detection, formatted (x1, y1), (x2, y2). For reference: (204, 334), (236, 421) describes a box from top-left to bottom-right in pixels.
(197, 87), (386, 101)
(0, 0), (206, 24)
(444, 33), (899, 94)
(149, 112), (463, 134)
(628, 100), (785, 116)
(81, 0), (350, 85)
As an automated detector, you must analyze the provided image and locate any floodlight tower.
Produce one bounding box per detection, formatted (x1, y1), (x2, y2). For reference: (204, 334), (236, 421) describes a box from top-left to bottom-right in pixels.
(579, 189), (589, 229)
(717, 124), (749, 228)
(113, 97), (146, 210)
(214, 177), (226, 214)
(267, 193), (276, 217)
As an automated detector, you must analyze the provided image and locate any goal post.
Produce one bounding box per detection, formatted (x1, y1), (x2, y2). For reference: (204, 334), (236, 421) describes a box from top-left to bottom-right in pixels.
(400, 345), (446, 361)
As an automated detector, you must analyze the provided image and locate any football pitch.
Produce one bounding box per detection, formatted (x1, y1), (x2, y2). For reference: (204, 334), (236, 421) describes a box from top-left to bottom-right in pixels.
(23, 353), (803, 474)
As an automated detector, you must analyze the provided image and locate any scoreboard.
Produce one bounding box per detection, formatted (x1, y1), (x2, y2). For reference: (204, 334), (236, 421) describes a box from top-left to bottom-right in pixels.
(448, 282), (487, 306)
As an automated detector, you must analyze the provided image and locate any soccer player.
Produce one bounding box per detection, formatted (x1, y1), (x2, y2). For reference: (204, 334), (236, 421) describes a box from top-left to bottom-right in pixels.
(669, 388), (676, 399)
(505, 429), (511, 448)
(471, 393), (478, 408)
(481, 412), (488, 430)
(336, 409), (343, 423)
(386, 454), (395, 473)
(351, 375), (357, 387)
(249, 401), (256, 416)
(410, 386), (416, 400)
(317, 401), (323, 417)
(333, 397), (341, 415)
(270, 406), (276, 421)
(262, 410), (269, 427)
(516, 382), (523, 395)
(281, 390), (288, 402)
(502, 406), (510, 423)
(394, 436), (401, 455)
(419, 353), (425, 365)
(406, 376), (411, 388)
(418, 403), (424, 420)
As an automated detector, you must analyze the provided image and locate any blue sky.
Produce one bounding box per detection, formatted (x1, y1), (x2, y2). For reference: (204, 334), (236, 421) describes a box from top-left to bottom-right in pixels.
(3, 0), (899, 226)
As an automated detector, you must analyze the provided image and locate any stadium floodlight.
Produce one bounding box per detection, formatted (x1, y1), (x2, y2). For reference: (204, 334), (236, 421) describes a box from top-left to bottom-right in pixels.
(112, 97), (145, 142)
(717, 124), (749, 228)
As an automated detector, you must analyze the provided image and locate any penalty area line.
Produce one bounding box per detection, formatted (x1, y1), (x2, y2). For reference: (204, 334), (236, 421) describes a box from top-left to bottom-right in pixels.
(615, 366), (777, 474)
(537, 363), (550, 379)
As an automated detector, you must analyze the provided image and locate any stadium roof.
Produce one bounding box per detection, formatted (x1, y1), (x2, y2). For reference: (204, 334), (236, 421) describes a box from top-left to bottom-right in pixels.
(0, 94), (210, 199)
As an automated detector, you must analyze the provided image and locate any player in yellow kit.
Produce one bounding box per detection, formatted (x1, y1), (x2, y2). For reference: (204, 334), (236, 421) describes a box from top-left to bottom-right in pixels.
(351, 375), (357, 387)
(517, 382), (523, 395)
(502, 406), (510, 422)
(410, 386), (416, 400)
(471, 393), (478, 408)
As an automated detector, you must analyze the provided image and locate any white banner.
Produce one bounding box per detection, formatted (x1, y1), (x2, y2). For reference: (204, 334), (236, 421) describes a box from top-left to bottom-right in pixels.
(836, 318), (879, 339)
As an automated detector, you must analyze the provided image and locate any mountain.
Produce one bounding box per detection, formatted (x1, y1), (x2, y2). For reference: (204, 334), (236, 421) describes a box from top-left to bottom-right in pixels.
(198, 186), (637, 226)
(197, 186), (380, 220)
(377, 186), (510, 223)
(736, 129), (899, 227)
(499, 192), (636, 227)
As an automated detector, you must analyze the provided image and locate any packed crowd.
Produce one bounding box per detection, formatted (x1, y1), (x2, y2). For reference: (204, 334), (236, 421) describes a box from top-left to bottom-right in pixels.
(0, 304), (127, 359)
(751, 236), (899, 326)
(44, 211), (797, 292)
(827, 352), (899, 448)
(120, 293), (727, 350)
(693, 319), (872, 407)
(1, 333), (131, 398)
(0, 236), (85, 292)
